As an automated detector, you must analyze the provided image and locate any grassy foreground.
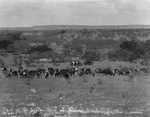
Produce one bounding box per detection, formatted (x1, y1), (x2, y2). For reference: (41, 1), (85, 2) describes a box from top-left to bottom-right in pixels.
(0, 61), (150, 117)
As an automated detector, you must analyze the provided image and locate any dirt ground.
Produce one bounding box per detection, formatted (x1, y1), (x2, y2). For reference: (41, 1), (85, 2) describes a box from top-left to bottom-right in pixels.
(0, 61), (150, 117)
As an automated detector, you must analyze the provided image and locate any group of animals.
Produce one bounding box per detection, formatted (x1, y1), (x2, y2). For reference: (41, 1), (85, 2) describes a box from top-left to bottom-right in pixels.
(1, 61), (148, 80)
(2, 66), (93, 79)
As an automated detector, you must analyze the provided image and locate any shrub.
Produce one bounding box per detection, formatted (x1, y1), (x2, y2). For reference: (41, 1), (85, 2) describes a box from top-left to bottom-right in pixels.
(28, 45), (53, 53)
(0, 40), (13, 49)
(108, 49), (140, 62)
(81, 50), (101, 61)
(119, 40), (138, 51)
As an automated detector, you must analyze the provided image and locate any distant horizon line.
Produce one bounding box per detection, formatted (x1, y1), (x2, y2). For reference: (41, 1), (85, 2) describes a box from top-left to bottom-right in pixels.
(1, 24), (150, 28)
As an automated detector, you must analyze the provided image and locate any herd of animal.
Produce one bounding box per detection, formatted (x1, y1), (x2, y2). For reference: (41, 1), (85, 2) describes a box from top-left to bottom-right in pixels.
(1, 61), (149, 80)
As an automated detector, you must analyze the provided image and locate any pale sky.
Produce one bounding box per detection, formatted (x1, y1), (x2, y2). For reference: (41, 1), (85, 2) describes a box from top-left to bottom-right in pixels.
(0, 0), (150, 27)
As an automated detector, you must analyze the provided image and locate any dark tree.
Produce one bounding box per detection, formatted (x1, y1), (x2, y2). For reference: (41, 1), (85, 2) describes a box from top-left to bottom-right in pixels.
(119, 40), (138, 51)
(0, 40), (13, 49)
(60, 29), (66, 34)
(28, 45), (53, 53)
(11, 32), (23, 40)
(82, 50), (101, 61)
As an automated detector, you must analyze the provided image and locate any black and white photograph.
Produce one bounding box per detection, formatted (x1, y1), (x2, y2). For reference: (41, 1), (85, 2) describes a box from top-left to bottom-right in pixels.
(0, 0), (150, 116)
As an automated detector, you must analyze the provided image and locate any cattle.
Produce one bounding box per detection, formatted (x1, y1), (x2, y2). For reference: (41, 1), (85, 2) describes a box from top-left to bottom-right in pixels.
(2, 67), (7, 71)
(48, 67), (55, 76)
(2, 68), (20, 78)
(48, 67), (61, 78)
(70, 61), (75, 66)
(20, 69), (41, 79)
(95, 67), (132, 76)
(54, 71), (61, 78)
(52, 68), (71, 79)
(44, 72), (49, 79)
(2, 61), (139, 81)
(19, 69), (34, 79)
(50, 67), (77, 79)
(36, 72), (41, 78)
(2, 67), (48, 79)
(2, 68), (19, 78)
(67, 67), (79, 76)
(20, 69), (29, 78)
(101, 68), (114, 76)
(29, 70), (38, 78)
(2, 67), (8, 76)
(11, 70), (19, 77)
(63, 73), (71, 84)
(70, 61), (82, 66)
(124, 69), (131, 75)
(95, 68), (114, 76)
(59, 69), (69, 77)
(95, 68), (103, 74)
(36, 68), (45, 74)
(78, 68), (94, 76)
(6, 72), (13, 78)
(83, 68), (92, 75)
(113, 68), (120, 75)
(139, 68), (149, 74)
(78, 71), (84, 77)
(68, 67), (75, 76)
(62, 73), (70, 79)
(117, 68), (131, 76)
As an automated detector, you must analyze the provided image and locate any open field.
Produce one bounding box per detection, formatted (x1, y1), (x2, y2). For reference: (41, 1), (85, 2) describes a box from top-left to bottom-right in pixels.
(0, 61), (150, 117)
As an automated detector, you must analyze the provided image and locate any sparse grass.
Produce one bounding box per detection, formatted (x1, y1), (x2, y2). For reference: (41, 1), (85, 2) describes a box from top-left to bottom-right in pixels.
(0, 61), (150, 117)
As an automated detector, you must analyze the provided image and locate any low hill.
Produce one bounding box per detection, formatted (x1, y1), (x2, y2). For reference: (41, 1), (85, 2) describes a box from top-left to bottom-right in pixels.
(0, 25), (150, 31)
(31, 25), (150, 30)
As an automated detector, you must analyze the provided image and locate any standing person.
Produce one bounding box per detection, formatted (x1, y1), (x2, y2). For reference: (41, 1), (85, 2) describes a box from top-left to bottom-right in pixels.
(75, 67), (78, 75)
